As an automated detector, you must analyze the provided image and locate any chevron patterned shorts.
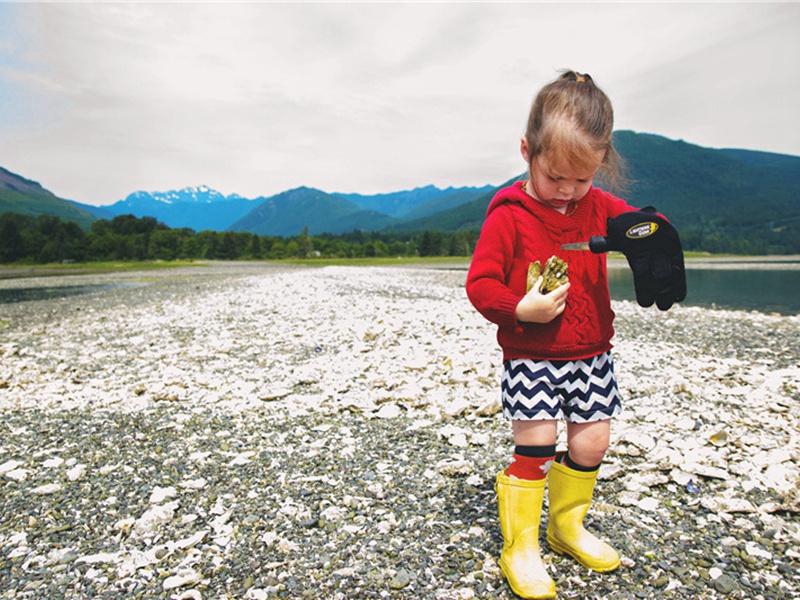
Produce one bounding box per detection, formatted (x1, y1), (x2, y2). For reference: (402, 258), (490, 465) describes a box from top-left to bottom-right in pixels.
(501, 352), (622, 423)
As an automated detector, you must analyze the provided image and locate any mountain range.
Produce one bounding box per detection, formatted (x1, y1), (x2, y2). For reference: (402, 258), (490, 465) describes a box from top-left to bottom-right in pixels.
(67, 181), (494, 236)
(2, 130), (799, 251)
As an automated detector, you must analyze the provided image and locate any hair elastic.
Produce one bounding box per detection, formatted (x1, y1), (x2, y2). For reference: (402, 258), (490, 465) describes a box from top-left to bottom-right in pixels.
(575, 74), (586, 83)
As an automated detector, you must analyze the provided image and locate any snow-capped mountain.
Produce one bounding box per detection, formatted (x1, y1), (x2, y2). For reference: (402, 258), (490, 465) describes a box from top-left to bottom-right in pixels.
(105, 186), (259, 231)
(121, 185), (241, 205)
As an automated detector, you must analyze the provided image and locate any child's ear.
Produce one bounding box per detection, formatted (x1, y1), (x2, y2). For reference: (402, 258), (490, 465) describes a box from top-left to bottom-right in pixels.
(520, 137), (531, 163)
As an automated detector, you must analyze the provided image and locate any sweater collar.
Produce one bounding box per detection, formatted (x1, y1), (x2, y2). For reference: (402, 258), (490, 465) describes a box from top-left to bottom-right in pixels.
(486, 180), (593, 234)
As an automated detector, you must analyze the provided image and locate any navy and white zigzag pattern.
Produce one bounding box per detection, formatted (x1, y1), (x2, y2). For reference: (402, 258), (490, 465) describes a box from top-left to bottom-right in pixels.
(502, 353), (621, 423)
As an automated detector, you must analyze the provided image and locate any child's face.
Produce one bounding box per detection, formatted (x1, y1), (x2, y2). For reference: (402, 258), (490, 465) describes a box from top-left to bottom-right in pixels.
(520, 137), (604, 211)
(528, 155), (599, 211)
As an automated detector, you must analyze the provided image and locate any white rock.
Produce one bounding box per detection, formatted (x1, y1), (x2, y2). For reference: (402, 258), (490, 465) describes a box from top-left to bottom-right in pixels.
(3, 468), (28, 482)
(617, 491), (640, 506)
(377, 520), (392, 534)
(466, 474), (483, 487)
(623, 472), (668, 492)
(673, 417), (696, 430)
(175, 530), (208, 550)
(760, 463), (797, 494)
(163, 569), (202, 590)
(406, 419), (434, 431)
(700, 496), (756, 513)
(375, 403), (402, 419)
(66, 463), (87, 481)
(620, 431), (657, 451)
(620, 556), (636, 568)
(31, 483), (62, 495)
(321, 506), (347, 522)
(669, 469), (694, 486)
(470, 432), (490, 446)
(367, 482), (386, 498)
(0, 459), (23, 474)
(180, 479), (207, 491)
(474, 396), (502, 417)
(445, 433), (468, 448)
(637, 497), (660, 512)
(442, 398), (471, 418)
(599, 463), (625, 481)
(745, 541), (773, 560)
(210, 510), (233, 538)
(228, 451), (256, 466)
(435, 458), (473, 476)
(134, 501), (179, 537)
(150, 486), (178, 503)
(7, 546), (30, 559)
(684, 464), (729, 480)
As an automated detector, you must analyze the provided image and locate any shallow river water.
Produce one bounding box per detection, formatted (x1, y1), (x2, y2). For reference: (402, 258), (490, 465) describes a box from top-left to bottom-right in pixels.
(1, 258), (799, 315)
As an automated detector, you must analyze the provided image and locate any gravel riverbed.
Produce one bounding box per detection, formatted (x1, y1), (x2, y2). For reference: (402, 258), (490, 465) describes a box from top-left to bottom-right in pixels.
(0, 262), (798, 600)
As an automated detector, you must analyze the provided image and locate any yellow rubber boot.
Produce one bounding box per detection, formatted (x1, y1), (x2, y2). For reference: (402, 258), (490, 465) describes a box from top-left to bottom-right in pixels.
(496, 471), (557, 599)
(546, 461), (620, 572)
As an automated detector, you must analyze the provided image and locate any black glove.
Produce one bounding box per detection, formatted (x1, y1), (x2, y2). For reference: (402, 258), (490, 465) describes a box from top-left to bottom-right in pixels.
(604, 207), (687, 310)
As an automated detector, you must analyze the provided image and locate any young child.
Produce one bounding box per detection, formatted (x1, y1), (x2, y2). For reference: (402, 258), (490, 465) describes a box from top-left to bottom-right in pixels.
(466, 71), (637, 599)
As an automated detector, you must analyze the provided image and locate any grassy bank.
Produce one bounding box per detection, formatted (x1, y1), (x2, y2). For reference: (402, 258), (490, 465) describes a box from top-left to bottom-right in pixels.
(0, 260), (202, 279)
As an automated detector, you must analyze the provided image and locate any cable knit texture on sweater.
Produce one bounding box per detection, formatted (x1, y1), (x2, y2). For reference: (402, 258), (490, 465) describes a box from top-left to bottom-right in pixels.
(466, 181), (636, 361)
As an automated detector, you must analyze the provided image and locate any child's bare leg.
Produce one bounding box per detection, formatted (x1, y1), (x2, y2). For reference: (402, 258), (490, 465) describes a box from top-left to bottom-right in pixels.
(564, 420), (610, 467)
(512, 419), (558, 447)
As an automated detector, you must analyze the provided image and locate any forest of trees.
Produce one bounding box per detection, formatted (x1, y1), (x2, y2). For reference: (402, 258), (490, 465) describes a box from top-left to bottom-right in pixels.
(0, 212), (480, 264)
(2, 210), (796, 266)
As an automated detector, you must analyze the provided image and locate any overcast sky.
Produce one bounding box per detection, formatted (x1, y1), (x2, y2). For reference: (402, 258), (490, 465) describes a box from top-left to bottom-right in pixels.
(1, 2), (798, 206)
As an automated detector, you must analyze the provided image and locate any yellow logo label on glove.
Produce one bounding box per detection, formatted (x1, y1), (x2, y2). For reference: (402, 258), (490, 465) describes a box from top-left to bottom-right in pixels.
(625, 222), (659, 239)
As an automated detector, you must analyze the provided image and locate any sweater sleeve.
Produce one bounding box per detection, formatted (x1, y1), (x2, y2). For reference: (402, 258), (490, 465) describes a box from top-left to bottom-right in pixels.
(600, 188), (675, 223)
(466, 205), (523, 330)
(601, 190), (638, 219)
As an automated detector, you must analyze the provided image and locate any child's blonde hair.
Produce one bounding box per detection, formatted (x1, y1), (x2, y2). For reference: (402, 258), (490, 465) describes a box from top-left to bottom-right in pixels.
(525, 70), (624, 191)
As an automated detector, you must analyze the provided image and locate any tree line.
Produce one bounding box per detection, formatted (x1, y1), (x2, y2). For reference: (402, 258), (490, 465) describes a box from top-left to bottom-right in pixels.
(0, 212), (480, 264)
(2, 211), (796, 265)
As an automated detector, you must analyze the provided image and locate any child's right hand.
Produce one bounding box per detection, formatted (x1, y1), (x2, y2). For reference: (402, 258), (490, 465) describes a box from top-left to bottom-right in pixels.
(515, 276), (570, 323)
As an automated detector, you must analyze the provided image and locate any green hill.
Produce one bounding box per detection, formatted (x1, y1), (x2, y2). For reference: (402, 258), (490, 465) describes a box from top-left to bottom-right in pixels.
(0, 167), (96, 229)
(228, 186), (398, 236)
(388, 176), (517, 233)
(615, 132), (800, 253)
(397, 132), (800, 254)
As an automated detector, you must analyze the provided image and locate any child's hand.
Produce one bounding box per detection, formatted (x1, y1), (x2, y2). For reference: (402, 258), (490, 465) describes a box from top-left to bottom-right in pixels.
(515, 277), (570, 323)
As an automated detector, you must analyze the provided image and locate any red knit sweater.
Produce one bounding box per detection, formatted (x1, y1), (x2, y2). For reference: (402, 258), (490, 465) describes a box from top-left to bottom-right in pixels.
(466, 181), (636, 361)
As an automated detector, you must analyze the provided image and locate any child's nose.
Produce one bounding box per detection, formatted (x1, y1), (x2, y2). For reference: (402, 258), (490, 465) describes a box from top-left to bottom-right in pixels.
(558, 183), (575, 196)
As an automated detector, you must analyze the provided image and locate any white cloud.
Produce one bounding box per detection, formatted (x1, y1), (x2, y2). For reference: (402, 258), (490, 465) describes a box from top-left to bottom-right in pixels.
(0, 2), (797, 205)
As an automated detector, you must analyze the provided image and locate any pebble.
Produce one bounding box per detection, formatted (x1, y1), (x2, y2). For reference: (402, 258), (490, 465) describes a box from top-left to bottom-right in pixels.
(714, 573), (737, 594)
(0, 262), (798, 599)
(389, 568), (413, 589)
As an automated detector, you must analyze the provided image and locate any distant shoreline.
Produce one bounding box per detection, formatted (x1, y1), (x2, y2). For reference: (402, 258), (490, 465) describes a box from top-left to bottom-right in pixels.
(1, 254), (800, 281)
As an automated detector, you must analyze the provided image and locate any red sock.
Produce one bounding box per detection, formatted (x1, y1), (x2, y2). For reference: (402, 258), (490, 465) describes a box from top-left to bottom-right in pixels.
(506, 445), (556, 481)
